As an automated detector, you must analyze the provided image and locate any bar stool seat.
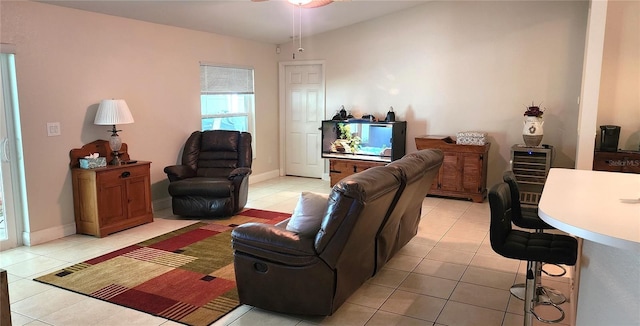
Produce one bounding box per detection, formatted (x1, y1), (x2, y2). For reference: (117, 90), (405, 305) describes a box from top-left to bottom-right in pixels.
(489, 182), (577, 325)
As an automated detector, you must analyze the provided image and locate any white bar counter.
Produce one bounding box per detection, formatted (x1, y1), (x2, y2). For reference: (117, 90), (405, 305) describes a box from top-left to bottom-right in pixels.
(538, 168), (640, 325)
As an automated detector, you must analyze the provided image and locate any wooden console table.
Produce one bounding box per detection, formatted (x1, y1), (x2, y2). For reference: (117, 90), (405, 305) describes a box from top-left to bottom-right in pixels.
(415, 135), (490, 202)
(70, 140), (153, 237)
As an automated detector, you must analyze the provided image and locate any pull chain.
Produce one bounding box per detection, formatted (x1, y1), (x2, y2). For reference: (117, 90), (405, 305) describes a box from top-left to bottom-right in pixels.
(298, 4), (304, 53)
(292, 3), (296, 59)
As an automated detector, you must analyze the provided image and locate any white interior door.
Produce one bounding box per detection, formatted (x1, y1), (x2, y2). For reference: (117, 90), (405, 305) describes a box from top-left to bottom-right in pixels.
(283, 63), (325, 178)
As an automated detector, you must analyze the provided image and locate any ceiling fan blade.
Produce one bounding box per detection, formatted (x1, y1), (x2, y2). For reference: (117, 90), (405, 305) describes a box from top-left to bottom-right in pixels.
(304, 0), (334, 8)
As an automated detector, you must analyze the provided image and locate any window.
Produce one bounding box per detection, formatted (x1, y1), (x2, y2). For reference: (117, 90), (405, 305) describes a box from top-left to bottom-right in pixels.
(200, 64), (255, 136)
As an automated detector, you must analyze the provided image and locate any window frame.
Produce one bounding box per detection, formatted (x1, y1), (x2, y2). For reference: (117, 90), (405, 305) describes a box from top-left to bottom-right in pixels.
(199, 63), (256, 155)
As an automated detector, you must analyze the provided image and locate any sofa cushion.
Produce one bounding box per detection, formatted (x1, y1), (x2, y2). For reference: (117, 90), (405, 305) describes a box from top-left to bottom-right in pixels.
(286, 192), (329, 237)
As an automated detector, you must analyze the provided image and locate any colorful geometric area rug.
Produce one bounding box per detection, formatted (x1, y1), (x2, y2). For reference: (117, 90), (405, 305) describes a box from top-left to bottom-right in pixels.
(34, 209), (290, 326)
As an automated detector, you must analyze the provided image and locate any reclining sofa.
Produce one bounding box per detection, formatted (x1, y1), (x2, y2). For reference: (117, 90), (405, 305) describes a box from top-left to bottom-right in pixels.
(231, 149), (444, 315)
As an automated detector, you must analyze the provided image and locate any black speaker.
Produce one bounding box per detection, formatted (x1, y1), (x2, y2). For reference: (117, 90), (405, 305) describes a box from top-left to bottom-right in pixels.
(599, 125), (621, 152)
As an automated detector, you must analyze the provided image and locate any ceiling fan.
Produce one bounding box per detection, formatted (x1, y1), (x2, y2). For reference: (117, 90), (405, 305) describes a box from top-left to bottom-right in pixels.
(251, 0), (350, 9)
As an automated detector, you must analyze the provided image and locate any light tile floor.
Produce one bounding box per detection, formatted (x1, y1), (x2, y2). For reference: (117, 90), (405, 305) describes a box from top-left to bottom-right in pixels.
(2, 176), (574, 326)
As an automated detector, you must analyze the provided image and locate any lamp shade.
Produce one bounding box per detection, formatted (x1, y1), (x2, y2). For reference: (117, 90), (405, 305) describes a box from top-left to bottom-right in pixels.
(94, 99), (134, 125)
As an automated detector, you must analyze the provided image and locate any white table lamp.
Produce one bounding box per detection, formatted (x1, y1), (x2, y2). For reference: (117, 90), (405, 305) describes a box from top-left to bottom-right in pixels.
(94, 99), (134, 165)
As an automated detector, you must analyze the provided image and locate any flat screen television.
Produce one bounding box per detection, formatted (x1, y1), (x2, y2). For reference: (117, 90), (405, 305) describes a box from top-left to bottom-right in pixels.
(321, 120), (406, 162)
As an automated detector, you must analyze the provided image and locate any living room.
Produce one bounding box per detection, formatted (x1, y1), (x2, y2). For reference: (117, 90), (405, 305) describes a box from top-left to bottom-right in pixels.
(1, 0), (639, 325)
(1, 0), (637, 246)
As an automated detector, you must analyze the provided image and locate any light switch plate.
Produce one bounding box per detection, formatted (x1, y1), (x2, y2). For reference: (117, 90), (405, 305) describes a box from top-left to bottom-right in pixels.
(47, 122), (61, 136)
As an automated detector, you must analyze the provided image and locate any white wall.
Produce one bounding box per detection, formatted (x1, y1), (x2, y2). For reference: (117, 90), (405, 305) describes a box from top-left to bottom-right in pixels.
(597, 0), (640, 151)
(0, 1), (280, 243)
(282, 0), (589, 186)
(2, 0), (633, 245)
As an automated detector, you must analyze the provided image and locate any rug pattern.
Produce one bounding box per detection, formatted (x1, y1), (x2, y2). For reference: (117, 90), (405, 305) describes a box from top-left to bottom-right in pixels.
(35, 209), (290, 326)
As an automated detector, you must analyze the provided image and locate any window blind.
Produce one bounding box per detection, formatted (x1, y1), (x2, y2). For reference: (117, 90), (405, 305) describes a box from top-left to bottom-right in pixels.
(200, 65), (254, 95)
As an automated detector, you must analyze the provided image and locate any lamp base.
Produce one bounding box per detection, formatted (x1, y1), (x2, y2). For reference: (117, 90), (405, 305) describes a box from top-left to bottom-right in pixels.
(110, 151), (121, 165)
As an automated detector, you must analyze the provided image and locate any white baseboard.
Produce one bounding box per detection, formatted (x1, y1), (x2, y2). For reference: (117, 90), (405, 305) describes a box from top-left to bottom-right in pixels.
(23, 223), (76, 246)
(322, 173), (330, 181)
(249, 169), (280, 184)
(152, 197), (172, 211)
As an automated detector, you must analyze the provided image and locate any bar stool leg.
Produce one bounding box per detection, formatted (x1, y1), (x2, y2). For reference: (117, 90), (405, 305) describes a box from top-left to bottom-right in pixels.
(524, 264), (535, 326)
(510, 261), (567, 305)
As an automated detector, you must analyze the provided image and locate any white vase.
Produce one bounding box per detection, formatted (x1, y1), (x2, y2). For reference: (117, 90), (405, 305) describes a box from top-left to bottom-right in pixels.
(523, 116), (544, 146)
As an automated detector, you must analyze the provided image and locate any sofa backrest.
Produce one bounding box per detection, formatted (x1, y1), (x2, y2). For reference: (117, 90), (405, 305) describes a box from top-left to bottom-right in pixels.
(373, 149), (443, 271)
(315, 165), (403, 309)
(390, 149), (444, 252)
(181, 130), (252, 178)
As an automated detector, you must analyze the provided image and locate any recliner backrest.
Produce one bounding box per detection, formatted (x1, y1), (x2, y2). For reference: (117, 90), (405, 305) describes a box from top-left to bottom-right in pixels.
(314, 165), (403, 311)
(376, 149), (443, 269)
(315, 166), (402, 265)
(181, 130), (252, 178)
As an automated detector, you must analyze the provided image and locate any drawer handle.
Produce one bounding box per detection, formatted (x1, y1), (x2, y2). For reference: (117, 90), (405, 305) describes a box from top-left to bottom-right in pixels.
(121, 171), (131, 178)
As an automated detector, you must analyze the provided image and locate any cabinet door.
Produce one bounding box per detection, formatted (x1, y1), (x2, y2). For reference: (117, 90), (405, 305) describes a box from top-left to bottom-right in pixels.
(461, 153), (482, 193)
(621, 155), (640, 174)
(97, 177), (127, 226)
(439, 153), (462, 192)
(126, 175), (152, 219)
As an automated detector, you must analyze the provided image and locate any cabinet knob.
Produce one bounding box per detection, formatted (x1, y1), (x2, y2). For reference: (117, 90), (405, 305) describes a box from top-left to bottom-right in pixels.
(121, 171), (131, 178)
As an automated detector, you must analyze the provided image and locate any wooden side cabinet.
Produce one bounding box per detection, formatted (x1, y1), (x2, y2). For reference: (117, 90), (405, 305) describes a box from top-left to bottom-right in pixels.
(329, 159), (385, 186)
(593, 151), (640, 173)
(415, 136), (490, 203)
(71, 162), (153, 237)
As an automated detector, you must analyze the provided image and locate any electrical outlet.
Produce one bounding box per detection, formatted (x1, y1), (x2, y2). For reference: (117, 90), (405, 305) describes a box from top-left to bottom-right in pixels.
(47, 122), (61, 136)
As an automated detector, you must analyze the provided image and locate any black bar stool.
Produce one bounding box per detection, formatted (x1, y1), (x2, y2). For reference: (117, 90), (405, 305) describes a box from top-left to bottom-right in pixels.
(489, 182), (577, 325)
(503, 171), (569, 305)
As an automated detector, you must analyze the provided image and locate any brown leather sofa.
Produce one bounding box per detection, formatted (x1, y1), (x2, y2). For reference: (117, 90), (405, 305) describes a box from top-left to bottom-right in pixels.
(164, 130), (252, 217)
(231, 149), (443, 315)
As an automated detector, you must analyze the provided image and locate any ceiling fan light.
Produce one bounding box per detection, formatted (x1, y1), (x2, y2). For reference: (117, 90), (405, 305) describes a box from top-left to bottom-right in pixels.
(288, 0), (312, 5)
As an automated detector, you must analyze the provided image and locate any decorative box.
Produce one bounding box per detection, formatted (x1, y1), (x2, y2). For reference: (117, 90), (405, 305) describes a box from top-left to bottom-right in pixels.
(79, 157), (107, 169)
(456, 131), (487, 145)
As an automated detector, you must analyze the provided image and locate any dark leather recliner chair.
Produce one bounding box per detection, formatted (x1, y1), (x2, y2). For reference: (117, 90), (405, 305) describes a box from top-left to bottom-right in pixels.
(164, 130), (252, 218)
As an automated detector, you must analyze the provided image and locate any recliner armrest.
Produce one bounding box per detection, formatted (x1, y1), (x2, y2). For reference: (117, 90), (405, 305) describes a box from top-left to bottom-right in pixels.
(164, 165), (196, 182)
(232, 222), (318, 266)
(229, 167), (252, 179)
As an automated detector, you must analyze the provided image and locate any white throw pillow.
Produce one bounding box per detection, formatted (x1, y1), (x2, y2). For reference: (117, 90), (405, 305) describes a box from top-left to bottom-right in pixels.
(285, 192), (329, 237)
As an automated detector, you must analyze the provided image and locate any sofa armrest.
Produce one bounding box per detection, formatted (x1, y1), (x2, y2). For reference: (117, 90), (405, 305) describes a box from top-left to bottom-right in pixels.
(164, 165), (196, 182)
(232, 222), (317, 266)
(229, 167), (252, 179)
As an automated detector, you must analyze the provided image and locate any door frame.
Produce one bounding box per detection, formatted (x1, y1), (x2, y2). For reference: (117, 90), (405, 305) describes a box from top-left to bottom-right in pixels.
(278, 60), (326, 177)
(0, 49), (27, 250)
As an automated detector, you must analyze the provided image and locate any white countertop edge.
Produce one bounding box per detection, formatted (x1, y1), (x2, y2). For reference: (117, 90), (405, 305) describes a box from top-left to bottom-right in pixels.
(539, 208), (640, 251)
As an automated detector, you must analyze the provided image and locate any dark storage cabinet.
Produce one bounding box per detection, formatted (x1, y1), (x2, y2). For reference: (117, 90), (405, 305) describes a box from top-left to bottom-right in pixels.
(593, 150), (640, 173)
